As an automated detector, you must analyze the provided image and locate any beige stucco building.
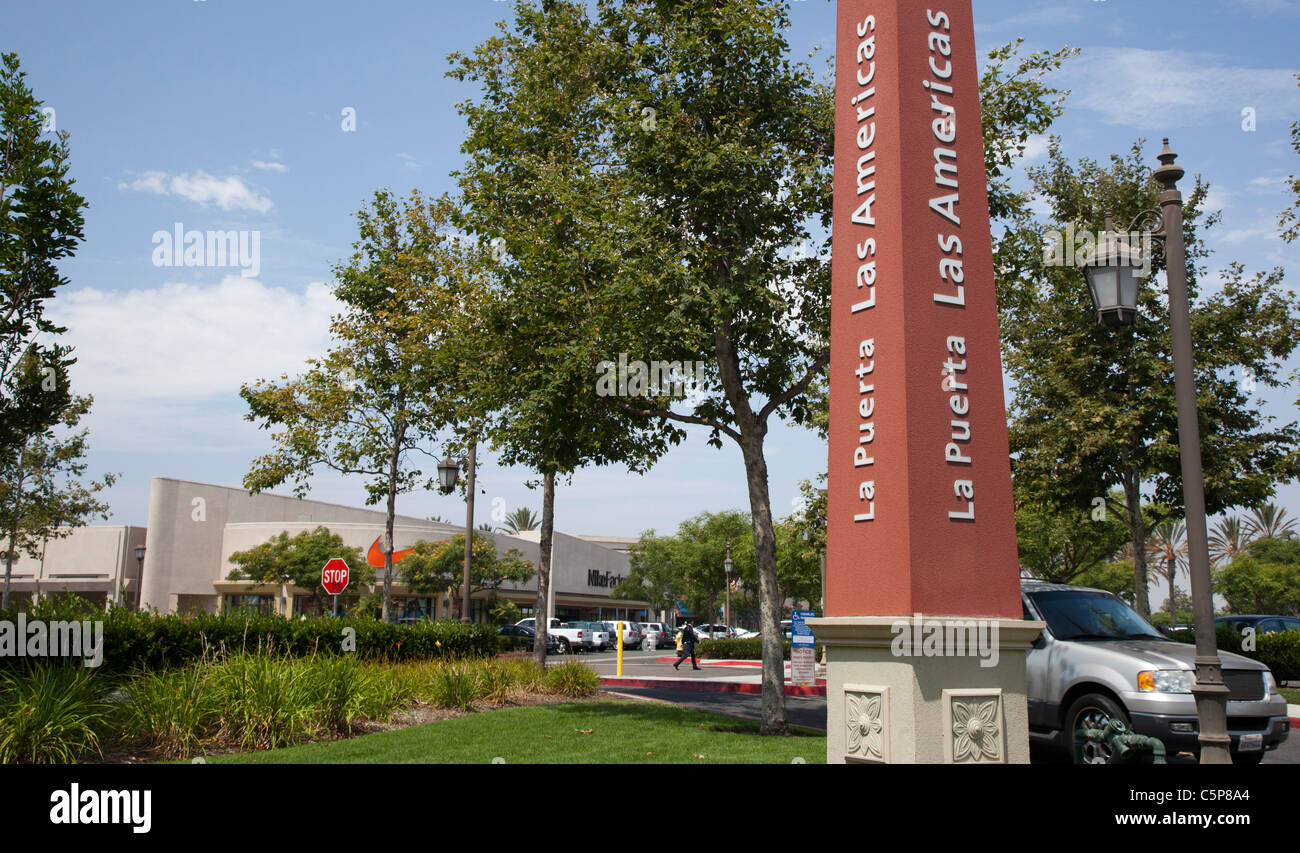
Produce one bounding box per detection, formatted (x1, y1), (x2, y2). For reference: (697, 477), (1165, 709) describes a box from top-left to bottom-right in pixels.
(18, 477), (650, 623)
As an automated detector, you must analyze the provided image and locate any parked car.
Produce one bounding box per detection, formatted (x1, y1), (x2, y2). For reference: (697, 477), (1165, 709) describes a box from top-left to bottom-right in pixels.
(694, 624), (733, 640)
(1216, 614), (1300, 636)
(570, 621), (611, 652)
(642, 622), (676, 649)
(1022, 580), (1289, 765)
(600, 620), (643, 650)
(731, 627), (758, 639)
(516, 617), (590, 654)
(498, 624), (559, 654)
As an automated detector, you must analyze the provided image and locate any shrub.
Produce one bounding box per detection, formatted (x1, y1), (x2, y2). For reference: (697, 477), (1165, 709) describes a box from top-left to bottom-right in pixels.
(1259, 630), (1300, 681)
(479, 661), (516, 705)
(117, 665), (219, 759)
(0, 664), (111, 764)
(429, 661), (480, 711)
(0, 599), (500, 675)
(1172, 623), (1300, 681)
(209, 654), (317, 751)
(545, 659), (599, 698)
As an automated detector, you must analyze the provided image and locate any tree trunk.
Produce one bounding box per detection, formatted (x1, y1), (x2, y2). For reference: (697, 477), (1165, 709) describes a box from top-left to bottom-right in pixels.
(534, 470), (556, 667)
(381, 438), (401, 625)
(1167, 558), (1177, 631)
(739, 431), (788, 735)
(2, 526), (14, 610)
(1123, 471), (1151, 618)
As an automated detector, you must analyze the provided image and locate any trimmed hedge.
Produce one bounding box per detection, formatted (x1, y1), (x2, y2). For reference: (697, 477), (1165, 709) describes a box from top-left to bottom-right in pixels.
(0, 599), (500, 674)
(1171, 624), (1300, 682)
(698, 637), (826, 661)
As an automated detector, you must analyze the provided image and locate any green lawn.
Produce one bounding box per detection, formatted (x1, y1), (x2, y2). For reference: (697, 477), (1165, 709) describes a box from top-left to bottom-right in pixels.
(199, 700), (826, 764)
(1282, 687), (1300, 705)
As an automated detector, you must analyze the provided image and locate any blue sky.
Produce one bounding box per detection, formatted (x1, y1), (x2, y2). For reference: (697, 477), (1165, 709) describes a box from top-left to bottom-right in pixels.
(5, 0), (1300, 587)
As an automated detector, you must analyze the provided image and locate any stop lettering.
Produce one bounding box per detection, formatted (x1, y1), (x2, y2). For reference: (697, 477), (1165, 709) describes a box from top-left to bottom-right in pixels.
(321, 558), (350, 595)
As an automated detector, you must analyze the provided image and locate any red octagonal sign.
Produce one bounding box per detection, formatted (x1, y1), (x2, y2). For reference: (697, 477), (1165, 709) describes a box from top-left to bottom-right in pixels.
(321, 558), (350, 596)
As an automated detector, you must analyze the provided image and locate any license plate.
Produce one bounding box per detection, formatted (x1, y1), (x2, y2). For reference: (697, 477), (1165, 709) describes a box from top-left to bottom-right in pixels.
(1237, 734), (1262, 752)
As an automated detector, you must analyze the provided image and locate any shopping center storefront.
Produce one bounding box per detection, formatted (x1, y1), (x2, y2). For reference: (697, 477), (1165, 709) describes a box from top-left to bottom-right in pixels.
(132, 477), (651, 621)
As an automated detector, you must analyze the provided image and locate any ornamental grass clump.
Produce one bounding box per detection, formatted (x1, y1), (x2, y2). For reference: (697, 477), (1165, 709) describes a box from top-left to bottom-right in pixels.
(0, 664), (111, 764)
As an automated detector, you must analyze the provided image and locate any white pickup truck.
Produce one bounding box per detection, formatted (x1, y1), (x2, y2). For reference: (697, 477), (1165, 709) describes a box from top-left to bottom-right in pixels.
(515, 618), (590, 654)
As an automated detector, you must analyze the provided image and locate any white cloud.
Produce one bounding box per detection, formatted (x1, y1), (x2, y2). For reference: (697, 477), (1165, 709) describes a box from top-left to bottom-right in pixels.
(47, 277), (339, 452)
(1067, 47), (1300, 130)
(1022, 134), (1051, 161)
(119, 170), (274, 213)
(1202, 186), (1232, 214)
(250, 160), (288, 173)
(396, 152), (423, 170)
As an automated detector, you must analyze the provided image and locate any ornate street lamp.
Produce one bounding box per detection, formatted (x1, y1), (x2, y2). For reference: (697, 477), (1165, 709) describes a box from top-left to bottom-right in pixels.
(1078, 139), (1231, 764)
(724, 546), (734, 631)
(1082, 216), (1144, 328)
(437, 455), (460, 495)
(437, 447), (479, 624)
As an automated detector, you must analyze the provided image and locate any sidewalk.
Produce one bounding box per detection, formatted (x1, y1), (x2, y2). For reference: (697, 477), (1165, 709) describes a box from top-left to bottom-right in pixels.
(590, 654), (826, 696)
(1290, 703), (1299, 725)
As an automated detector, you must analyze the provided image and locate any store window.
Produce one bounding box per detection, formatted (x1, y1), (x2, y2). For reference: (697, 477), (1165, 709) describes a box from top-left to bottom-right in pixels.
(225, 594), (274, 617)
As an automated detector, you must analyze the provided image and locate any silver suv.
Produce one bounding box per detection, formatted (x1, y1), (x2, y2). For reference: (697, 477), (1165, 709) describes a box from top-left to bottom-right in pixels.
(1022, 580), (1290, 764)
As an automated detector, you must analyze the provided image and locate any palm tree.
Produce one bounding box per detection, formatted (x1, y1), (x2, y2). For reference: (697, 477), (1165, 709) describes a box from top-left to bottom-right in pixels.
(503, 506), (540, 534)
(1245, 503), (1298, 541)
(1208, 515), (1251, 567)
(1146, 521), (1189, 630)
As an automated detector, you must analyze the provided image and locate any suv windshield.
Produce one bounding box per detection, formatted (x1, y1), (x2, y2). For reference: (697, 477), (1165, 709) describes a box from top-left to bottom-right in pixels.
(1029, 589), (1165, 641)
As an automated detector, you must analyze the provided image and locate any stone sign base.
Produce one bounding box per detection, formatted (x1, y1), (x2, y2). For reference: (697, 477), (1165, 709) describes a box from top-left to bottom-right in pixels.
(808, 616), (1044, 764)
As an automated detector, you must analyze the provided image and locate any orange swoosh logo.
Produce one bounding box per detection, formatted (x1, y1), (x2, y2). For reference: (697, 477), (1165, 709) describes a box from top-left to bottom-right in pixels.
(368, 537), (415, 567)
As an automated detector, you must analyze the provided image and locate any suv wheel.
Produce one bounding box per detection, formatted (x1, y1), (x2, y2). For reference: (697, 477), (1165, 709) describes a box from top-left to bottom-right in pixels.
(1065, 693), (1131, 764)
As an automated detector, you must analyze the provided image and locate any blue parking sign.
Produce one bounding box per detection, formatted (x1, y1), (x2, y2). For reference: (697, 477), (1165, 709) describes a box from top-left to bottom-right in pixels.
(791, 609), (816, 646)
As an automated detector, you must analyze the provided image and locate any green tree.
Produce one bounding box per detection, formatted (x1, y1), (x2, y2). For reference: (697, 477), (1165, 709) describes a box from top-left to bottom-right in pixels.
(1072, 560), (1138, 604)
(0, 53), (87, 456)
(1279, 73), (1300, 243)
(1245, 503), (1298, 541)
(242, 190), (481, 623)
(502, 507), (539, 534)
(449, 0), (681, 665)
(1151, 586), (1195, 628)
(1213, 537), (1300, 616)
(226, 526), (370, 615)
(1014, 485), (1129, 584)
(458, 2), (1081, 736)
(1146, 519), (1189, 630)
(615, 511), (752, 624)
(979, 40), (1079, 222)
(398, 531), (533, 601)
(0, 392), (114, 608)
(997, 140), (1300, 618)
(1209, 515), (1252, 567)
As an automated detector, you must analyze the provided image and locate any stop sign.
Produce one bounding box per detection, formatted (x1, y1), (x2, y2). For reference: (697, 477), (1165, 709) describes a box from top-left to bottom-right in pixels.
(321, 558), (350, 595)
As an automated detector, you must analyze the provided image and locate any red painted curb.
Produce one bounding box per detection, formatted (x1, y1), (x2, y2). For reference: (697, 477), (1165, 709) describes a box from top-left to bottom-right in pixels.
(601, 676), (826, 697)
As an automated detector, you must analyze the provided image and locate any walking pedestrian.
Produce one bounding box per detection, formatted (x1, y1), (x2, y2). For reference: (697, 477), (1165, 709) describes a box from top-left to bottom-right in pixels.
(673, 620), (701, 670)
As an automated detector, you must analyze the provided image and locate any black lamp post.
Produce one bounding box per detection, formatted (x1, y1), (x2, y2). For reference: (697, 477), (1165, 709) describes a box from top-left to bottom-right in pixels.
(133, 545), (146, 609)
(1080, 139), (1230, 765)
(724, 546), (733, 631)
(437, 447), (478, 625)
